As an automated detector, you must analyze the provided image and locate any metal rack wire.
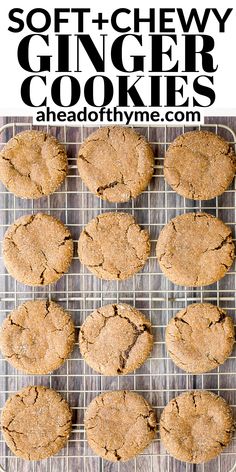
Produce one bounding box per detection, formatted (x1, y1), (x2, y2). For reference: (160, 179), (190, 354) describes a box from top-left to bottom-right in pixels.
(0, 121), (235, 472)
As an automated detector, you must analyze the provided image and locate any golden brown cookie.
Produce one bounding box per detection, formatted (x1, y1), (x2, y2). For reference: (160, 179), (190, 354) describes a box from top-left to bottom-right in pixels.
(156, 212), (234, 286)
(0, 300), (75, 374)
(1, 386), (72, 460)
(164, 130), (235, 200)
(85, 390), (157, 461)
(77, 126), (154, 202)
(79, 303), (153, 375)
(3, 213), (73, 286)
(0, 130), (68, 199)
(160, 390), (234, 463)
(166, 303), (235, 373)
(78, 212), (150, 280)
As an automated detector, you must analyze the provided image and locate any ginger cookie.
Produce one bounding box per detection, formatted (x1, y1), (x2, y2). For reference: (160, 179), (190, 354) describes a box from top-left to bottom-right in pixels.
(3, 213), (73, 286)
(77, 126), (154, 202)
(156, 212), (234, 286)
(79, 303), (153, 375)
(0, 300), (75, 374)
(164, 130), (235, 200)
(85, 390), (157, 461)
(166, 303), (235, 373)
(0, 130), (68, 199)
(160, 390), (234, 463)
(78, 212), (150, 280)
(1, 386), (72, 460)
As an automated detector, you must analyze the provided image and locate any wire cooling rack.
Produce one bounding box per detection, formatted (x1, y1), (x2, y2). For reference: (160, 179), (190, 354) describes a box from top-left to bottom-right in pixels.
(0, 121), (235, 472)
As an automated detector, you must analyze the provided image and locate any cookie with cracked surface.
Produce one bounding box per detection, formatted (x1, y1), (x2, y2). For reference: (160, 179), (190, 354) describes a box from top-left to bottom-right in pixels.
(78, 212), (150, 280)
(79, 303), (153, 375)
(77, 126), (154, 202)
(3, 213), (73, 286)
(160, 390), (234, 463)
(164, 131), (236, 200)
(85, 390), (157, 461)
(1, 385), (72, 460)
(0, 300), (75, 374)
(166, 303), (235, 373)
(0, 130), (68, 199)
(156, 212), (234, 286)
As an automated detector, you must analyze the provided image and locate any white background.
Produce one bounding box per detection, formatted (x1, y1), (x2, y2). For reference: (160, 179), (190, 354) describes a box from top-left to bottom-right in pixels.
(0, 0), (235, 120)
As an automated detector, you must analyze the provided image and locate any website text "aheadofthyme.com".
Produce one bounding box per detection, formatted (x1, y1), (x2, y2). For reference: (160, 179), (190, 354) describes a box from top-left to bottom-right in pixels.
(35, 107), (202, 125)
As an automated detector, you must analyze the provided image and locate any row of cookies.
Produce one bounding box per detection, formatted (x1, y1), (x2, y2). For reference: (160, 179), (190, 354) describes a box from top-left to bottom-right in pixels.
(0, 300), (153, 376)
(0, 299), (235, 463)
(0, 126), (235, 203)
(2, 210), (235, 288)
(0, 300), (234, 377)
(2, 385), (233, 464)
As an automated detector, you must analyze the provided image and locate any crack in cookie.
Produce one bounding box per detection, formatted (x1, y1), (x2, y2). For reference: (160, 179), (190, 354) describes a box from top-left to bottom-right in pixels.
(3, 213), (73, 286)
(77, 126), (154, 203)
(0, 130), (68, 199)
(160, 390), (234, 463)
(85, 390), (157, 462)
(79, 303), (153, 375)
(156, 212), (235, 286)
(0, 299), (75, 374)
(166, 303), (235, 373)
(1, 386), (72, 460)
(164, 130), (236, 201)
(78, 212), (150, 280)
